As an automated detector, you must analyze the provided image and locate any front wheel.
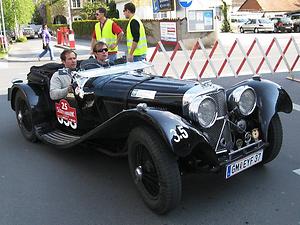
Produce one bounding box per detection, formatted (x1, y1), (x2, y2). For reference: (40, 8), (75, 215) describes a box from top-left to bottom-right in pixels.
(240, 27), (245, 33)
(254, 28), (259, 33)
(262, 113), (282, 164)
(14, 91), (37, 142)
(128, 127), (181, 214)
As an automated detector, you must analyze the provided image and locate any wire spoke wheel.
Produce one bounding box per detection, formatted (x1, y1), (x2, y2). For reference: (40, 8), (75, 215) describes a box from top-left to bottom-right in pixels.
(15, 91), (37, 142)
(128, 127), (181, 214)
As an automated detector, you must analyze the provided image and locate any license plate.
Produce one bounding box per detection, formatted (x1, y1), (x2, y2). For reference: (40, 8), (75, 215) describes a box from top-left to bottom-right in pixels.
(226, 150), (263, 179)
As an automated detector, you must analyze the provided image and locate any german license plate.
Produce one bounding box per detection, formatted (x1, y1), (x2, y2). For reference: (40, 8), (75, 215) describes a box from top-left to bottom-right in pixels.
(226, 150), (263, 179)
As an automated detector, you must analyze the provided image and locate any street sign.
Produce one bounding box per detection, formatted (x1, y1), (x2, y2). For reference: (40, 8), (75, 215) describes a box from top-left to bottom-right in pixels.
(178, 0), (192, 8)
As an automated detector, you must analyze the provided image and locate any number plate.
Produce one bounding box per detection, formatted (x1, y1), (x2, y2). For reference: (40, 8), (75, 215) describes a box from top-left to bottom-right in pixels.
(226, 150), (263, 179)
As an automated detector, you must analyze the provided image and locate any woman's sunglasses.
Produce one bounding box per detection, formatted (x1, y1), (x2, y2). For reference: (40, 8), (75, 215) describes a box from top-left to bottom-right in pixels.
(95, 48), (108, 53)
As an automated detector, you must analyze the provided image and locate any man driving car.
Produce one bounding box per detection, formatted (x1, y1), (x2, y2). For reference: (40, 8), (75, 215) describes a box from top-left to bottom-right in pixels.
(49, 49), (77, 100)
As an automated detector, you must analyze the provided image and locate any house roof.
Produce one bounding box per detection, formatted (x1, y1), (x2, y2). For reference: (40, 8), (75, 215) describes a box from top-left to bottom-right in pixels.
(239, 0), (300, 12)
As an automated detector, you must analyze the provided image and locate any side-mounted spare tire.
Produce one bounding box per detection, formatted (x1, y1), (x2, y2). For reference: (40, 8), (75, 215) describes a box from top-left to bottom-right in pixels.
(14, 91), (37, 142)
(128, 127), (182, 214)
(262, 113), (283, 164)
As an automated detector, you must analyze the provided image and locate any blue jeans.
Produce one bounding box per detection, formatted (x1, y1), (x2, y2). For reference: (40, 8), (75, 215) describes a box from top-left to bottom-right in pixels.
(133, 54), (146, 62)
(39, 44), (54, 60)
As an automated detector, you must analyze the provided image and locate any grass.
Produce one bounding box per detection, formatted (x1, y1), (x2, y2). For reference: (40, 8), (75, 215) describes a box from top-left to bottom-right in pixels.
(0, 51), (7, 59)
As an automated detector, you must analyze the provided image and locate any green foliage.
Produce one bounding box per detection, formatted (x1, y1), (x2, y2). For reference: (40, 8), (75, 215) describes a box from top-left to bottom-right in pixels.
(0, 51), (7, 59)
(71, 19), (154, 40)
(16, 36), (28, 42)
(3, 0), (35, 28)
(107, 0), (119, 19)
(49, 24), (68, 31)
(45, 3), (52, 24)
(80, 1), (107, 20)
(32, 4), (43, 24)
(72, 20), (98, 38)
(221, 0), (232, 32)
(3, 0), (15, 30)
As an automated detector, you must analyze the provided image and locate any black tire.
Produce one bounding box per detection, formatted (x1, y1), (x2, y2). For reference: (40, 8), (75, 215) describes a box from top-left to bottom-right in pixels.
(128, 127), (181, 214)
(262, 113), (282, 164)
(254, 28), (259, 33)
(14, 91), (37, 142)
(240, 27), (244, 33)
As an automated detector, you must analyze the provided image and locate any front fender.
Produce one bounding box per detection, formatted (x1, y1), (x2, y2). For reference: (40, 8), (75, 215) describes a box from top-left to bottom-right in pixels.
(227, 77), (293, 140)
(133, 109), (208, 157)
(87, 108), (208, 157)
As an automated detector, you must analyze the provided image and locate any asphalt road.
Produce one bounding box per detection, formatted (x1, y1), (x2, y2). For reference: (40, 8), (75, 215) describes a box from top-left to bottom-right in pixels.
(0, 37), (300, 225)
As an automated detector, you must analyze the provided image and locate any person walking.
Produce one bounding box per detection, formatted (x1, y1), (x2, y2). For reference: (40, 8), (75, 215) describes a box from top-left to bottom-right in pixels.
(91, 7), (124, 62)
(38, 24), (54, 61)
(123, 2), (147, 62)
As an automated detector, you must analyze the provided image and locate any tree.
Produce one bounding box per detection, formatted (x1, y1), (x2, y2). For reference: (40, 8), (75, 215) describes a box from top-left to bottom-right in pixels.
(80, 0), (107, 20)
(107, 0), (119, 19)
(221, 0), (231, 32)
(3, 0), (34, 36)
(32, 4), (43, 25)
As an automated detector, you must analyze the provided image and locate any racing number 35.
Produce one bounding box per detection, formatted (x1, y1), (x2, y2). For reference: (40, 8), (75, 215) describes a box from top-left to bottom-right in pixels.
(170, 126), (189, 143)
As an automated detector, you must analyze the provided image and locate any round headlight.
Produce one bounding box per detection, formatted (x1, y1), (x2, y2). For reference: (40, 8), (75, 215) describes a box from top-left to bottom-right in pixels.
(230, 86), (256, 116)
(189, 96), (218, 128)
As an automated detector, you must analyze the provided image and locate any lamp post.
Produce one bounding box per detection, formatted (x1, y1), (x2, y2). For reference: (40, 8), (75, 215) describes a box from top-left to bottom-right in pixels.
(67, 0), (72, 30)
(0, 0), (8, 51)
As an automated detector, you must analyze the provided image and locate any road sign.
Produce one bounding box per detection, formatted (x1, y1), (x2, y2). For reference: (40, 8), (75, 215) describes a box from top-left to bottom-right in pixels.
(178, 0), (192, 8)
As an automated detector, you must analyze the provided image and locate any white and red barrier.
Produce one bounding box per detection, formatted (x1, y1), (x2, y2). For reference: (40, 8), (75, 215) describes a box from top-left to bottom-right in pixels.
(148, 36), (300, 81)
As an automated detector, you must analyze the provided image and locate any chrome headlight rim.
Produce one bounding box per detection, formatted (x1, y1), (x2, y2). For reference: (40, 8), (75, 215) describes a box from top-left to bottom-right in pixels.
(189, 96), (218, 128)
(231, 86), (257, 116)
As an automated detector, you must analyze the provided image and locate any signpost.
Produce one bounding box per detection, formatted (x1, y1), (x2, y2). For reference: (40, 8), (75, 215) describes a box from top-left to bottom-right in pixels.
(152, 0), (175, 13)
(178, 0), (193, 8)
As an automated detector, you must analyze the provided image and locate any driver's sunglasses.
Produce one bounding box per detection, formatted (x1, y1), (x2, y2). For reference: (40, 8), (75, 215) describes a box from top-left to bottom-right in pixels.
(95, 48), (108, 53)
(95, 13), (100, 16)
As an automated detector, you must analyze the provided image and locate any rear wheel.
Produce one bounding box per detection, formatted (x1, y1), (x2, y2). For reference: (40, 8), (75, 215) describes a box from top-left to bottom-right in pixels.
(254, 28), (259, 33)
(14, 91), (37, 142)
(262, 113), (282, 164)
(128, 127), (181, 214)
(240, 27), (244, 33)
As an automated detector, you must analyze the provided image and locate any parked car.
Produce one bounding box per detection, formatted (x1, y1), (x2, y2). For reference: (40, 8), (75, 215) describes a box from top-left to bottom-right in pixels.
(240, 18), (274, 33)
(231, 16), (249, 32)
(22, 27), (35, 39)
(28, 24), (42, 35)
(270, 17), (293, 32)
(7, 61), (293, 214)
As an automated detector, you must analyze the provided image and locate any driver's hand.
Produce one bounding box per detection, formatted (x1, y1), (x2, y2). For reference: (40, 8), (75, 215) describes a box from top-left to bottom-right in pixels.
(68, 85), (73, 93)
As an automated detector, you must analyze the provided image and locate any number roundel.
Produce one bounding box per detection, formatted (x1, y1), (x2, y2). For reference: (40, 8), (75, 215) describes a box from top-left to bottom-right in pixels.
(170, 126), (189, 143)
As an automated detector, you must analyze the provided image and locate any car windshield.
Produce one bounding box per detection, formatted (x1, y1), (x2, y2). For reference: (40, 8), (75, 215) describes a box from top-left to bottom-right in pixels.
(77, 61), (153, 78)
(281, 18), (292, 23)
(258, 19), (272, 24)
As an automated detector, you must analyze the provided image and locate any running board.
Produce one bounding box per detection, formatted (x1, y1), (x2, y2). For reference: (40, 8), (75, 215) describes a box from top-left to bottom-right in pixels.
(35, 125), (81, 147)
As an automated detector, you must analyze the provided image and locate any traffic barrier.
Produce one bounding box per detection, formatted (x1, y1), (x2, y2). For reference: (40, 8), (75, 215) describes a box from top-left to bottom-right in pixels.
(56, 27), (76, 49)
(68, 30), (76, 49)
(148, 36), (300, 80)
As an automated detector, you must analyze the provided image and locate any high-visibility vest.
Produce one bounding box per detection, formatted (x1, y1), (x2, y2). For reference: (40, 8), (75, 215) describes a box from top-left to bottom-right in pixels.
(126, 15), (147, 56)
(95, 19), (118, 52)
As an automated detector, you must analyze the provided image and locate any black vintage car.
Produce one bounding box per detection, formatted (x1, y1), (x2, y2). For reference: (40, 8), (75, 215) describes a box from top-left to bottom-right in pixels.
(8, 61), (292, 214)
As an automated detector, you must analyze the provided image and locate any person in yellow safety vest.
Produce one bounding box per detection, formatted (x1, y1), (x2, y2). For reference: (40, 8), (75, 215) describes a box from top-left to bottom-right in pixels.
(91, 7), (124, 62)
(123, 3), (147, 62)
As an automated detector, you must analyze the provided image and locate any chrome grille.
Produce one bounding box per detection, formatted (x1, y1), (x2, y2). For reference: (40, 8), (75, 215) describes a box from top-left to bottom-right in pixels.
(208, 89), (227, 117)
(205, 89), (231, 149)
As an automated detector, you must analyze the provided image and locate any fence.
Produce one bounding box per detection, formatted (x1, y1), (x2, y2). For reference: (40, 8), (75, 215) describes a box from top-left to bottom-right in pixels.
(148, 36), (300, 81)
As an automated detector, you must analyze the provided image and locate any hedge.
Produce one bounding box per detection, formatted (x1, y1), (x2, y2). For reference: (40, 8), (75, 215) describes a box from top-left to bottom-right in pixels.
(72, 19), (129, 39)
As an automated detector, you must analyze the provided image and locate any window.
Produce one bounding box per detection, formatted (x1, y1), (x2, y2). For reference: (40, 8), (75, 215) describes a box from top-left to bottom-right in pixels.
(71, 0), (81, 8)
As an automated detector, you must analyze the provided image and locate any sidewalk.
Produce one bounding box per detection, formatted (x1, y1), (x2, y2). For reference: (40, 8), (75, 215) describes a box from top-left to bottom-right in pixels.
(5, 38), (93, 62)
